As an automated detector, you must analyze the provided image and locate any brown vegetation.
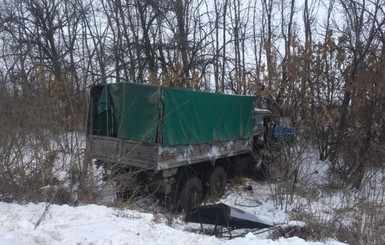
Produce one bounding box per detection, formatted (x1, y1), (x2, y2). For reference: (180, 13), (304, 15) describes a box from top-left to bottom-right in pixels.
(0, 0), (385, 242)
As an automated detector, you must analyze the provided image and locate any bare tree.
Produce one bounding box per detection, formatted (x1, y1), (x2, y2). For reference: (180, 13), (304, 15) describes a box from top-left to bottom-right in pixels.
(330, 0), (385, 187)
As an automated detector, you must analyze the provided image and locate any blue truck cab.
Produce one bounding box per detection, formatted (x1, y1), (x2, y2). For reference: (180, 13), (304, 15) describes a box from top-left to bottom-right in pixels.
(272, 117), (295, 143)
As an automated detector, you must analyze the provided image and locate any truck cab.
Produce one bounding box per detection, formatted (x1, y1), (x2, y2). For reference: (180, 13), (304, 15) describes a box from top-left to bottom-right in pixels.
(272, 117), (295, 143)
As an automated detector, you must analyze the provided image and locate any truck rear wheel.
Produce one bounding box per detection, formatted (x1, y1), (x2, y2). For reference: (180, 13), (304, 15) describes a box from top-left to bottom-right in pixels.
(114, 170), (147, 202)
(176, 176), (203, 213)
(206, 166), (226, 199)
(115, 177), (134, 201)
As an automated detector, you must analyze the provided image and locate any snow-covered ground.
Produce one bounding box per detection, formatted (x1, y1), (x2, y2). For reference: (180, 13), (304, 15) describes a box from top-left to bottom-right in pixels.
(0, 159), (349, 245)
(0, 134), (354, 244)
(0, 201), (346, 245)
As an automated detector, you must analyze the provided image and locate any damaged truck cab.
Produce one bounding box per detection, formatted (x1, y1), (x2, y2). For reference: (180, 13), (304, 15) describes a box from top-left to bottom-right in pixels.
(87, 83), (271, 211)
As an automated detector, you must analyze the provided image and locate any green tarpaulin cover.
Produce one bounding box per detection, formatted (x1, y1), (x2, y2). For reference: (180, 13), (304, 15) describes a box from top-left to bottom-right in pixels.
(95, 83), (256, 145)
(96, 83), (160, 143)
(162, 87), (255, 145)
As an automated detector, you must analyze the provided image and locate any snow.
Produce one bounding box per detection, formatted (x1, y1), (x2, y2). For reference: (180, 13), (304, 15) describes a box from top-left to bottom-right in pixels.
(0, 202), (347, 245)
(0, 133), (350, 245)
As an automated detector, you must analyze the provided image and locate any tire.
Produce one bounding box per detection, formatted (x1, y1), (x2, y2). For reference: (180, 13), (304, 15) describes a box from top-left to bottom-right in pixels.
(176, 176), (203, 213)
(114, 170), (146, 202)
(115, 182), (133, 201)
(206, 166), (227, 199)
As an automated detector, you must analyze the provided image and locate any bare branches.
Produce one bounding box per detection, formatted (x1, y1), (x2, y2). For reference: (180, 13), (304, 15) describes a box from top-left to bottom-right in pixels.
(0, 0), (385, 192)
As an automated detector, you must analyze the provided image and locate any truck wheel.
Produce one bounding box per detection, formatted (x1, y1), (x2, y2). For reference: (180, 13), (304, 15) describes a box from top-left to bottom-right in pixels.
(176, 176), (203, 213)
(114, 170), (146, 202)
(115, 183), (133, 201)
(206, 166), (227, 199)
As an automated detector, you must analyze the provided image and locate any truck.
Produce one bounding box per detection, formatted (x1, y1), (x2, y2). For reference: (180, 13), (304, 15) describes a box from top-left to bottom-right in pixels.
(87, 82), (273, 212)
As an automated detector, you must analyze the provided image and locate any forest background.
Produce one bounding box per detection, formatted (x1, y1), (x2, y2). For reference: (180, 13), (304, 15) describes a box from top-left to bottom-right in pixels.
(0, 1), (385, 241)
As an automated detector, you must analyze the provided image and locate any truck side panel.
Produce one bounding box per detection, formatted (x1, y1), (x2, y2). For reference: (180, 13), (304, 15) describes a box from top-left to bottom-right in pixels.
(156, 138), (252, 170)
(88, 135), (252, 171)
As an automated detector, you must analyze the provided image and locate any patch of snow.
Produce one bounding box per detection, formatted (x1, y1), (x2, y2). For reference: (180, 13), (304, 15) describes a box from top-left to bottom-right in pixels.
(287, 220), (307, 227)
(208, 145), (220, 158)
(0, 202), (347, 245)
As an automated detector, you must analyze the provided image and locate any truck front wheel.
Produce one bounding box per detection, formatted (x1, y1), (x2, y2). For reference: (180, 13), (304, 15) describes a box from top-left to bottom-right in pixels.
(176, 176), (203, 212)
(206, 166), (226, 199)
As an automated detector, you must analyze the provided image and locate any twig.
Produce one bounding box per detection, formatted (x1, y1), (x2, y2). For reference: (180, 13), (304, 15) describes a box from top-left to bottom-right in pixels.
(34, 186), (58, 229)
